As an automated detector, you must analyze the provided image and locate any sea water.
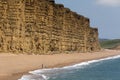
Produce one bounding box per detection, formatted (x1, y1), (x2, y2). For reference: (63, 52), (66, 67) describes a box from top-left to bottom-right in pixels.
(19, 55), (120, 80)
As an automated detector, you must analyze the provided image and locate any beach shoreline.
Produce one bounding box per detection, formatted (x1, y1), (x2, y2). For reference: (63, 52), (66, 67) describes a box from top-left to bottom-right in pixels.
(0, 49), (120, 80)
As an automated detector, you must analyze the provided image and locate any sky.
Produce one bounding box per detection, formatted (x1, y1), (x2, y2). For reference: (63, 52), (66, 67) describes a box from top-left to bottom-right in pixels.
(55, 0), (120, 39)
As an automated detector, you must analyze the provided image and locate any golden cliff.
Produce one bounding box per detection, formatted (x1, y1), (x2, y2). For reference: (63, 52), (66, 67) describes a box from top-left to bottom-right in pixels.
(0, 0), (101, 54)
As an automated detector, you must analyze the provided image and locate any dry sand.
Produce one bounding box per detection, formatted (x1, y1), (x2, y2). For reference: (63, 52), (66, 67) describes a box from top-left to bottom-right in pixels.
(0, 49), (120, 80)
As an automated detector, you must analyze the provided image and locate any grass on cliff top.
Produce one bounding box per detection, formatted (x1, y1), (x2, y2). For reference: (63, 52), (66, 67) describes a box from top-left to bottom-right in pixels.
(100, 39), (120, 49)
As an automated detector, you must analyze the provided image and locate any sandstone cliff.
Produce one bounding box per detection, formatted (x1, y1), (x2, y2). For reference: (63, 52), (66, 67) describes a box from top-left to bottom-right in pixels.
(0, 0), (101, 54)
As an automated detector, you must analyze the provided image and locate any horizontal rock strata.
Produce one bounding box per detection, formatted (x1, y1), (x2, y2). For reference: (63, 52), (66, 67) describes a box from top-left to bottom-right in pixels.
(0, 0), (101, 54)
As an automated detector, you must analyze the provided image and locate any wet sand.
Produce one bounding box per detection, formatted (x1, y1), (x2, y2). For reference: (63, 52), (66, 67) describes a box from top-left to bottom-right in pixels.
(0, 49), (120, 80)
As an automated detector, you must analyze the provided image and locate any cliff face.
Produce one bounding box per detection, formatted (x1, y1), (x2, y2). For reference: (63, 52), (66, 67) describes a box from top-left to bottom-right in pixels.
(0, 0), (101, 54)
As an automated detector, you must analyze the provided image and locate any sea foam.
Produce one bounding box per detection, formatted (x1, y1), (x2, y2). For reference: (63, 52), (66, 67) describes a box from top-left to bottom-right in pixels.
(19, 55), (120, 80)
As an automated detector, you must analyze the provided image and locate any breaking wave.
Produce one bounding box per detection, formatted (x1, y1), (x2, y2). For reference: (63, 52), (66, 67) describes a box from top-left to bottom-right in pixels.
(18, 55), (120, 80)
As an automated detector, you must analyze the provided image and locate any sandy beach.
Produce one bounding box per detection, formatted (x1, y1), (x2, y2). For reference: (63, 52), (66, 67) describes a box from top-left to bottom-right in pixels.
(0, 49), (120, 80)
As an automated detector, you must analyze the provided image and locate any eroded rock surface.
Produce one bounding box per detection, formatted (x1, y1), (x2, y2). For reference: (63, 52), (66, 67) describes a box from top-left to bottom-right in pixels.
(0, 0), (101, 54)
